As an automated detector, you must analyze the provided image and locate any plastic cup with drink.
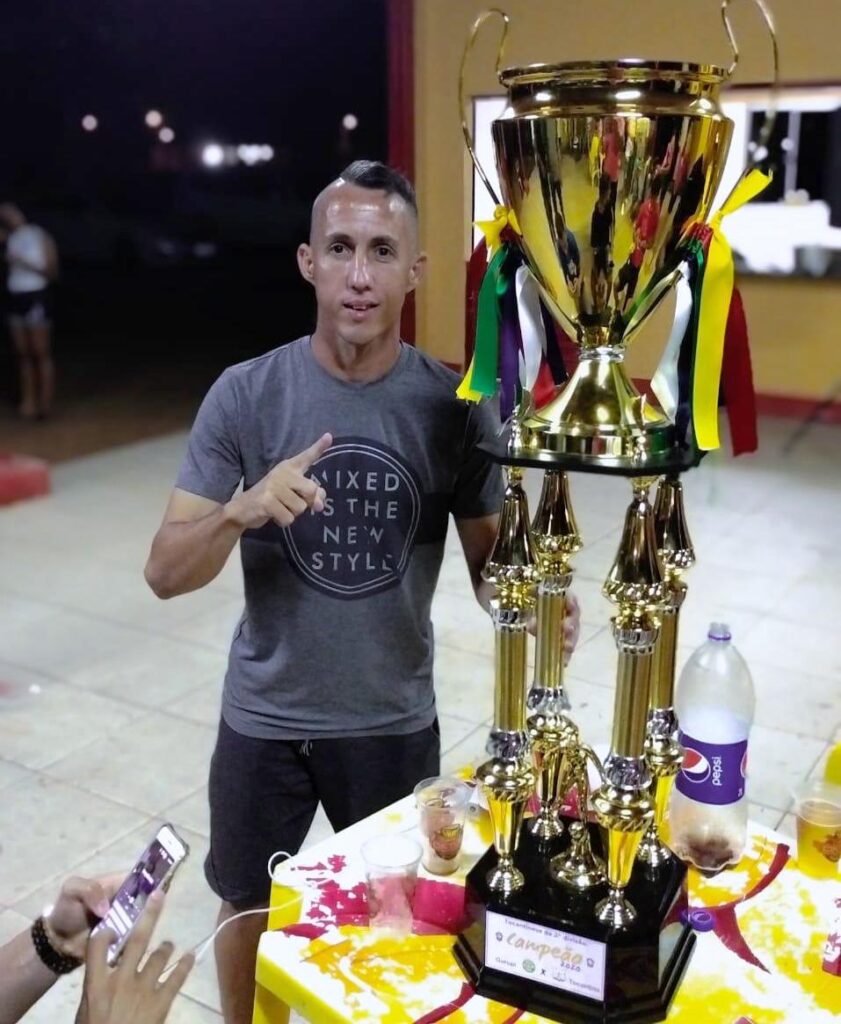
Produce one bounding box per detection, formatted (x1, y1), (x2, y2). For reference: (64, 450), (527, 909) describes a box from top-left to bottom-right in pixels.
(414, 776), (471, 875)
(793, 779), (841, 880)
(360, 833), (422, 931)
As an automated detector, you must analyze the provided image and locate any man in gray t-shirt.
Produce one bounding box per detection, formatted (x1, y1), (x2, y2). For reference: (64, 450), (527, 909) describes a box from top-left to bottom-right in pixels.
(145, 160), (578, 1024)
(173, 334), (502, 741)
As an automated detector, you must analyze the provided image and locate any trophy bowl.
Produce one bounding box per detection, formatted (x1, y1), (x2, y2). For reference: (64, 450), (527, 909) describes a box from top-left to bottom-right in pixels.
(492, 59), (733, 463)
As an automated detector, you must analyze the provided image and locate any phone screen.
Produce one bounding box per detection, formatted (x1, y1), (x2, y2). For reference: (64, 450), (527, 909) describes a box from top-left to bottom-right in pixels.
(92, 826), (187, 961)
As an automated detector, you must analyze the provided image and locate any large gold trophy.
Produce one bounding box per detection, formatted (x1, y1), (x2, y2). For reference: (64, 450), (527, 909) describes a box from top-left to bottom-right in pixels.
(454, 3), (777, 1020)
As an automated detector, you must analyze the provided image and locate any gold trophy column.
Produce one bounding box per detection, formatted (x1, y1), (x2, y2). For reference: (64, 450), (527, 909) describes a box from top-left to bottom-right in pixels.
(526, 470), (582, 841)
(638, 476), (695, 867)
(478, 467), (539, 894)
(592, 478), (662, 927)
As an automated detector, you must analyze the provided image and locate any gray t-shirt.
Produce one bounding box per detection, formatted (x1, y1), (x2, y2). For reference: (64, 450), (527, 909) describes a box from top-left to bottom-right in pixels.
(176, 337), (503, 740)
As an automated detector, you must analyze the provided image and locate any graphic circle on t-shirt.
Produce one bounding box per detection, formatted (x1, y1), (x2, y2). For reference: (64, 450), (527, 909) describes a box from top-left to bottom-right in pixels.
(281, 437), (422, 600)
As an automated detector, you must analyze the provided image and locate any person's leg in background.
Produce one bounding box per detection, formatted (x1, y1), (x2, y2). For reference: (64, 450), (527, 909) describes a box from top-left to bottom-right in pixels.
(29, 315), (55, 417)
(206, 718), (320, 1024)
(9, 316), (37, 418)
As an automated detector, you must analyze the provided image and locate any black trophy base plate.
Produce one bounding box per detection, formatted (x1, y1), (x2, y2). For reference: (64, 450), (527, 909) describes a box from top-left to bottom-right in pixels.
(477, 437), (703, 477)
(453, 818), (695, 1023)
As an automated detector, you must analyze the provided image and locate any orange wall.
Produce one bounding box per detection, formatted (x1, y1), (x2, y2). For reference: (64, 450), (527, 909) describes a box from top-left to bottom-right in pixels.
(414, 0), (841, 400)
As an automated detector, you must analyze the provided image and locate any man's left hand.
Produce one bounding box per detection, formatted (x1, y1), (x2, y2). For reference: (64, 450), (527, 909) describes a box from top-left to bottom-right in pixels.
(526, 593), (581, 666)
(563, 594), (581, 665)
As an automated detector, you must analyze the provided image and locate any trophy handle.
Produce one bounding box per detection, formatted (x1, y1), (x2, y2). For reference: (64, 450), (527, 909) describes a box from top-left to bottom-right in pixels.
(622, 266), (683, 347)
(580, 743), (605, 782)
(459, 8), (510, 206)
(720, 0), (780, 161)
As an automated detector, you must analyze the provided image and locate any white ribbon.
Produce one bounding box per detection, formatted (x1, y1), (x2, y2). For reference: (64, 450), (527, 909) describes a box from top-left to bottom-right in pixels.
(651, 262), (693, 423)
(515, 264), (546, 393)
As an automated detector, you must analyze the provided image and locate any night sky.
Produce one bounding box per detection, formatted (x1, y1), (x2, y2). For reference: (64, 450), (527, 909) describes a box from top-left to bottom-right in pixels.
(0, 0), (388, 199)
(0, 1), (390, 379)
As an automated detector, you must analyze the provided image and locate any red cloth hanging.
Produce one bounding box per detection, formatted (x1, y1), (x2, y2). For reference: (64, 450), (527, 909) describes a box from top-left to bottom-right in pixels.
(463, 238), (489, 368)
(720, 287), (758, 456)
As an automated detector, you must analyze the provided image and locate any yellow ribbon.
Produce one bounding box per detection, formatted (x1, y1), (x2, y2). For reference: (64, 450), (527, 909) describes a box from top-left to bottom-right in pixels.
(693, 168), (771, 450)
(457, 205), (521, 401)
(456, 365), (482, 401)
(456, 362), (485, 402)
(473, 204), (521, 256)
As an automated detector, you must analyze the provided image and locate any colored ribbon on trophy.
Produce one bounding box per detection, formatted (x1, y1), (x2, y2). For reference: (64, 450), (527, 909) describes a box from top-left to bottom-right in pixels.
(463, 237), (488, 372)
(687, 167), (772, 450)
(457, 204), (568, 420)
(651, 261), (693, 424)
(655, 167), (770, 456)
(649, 231), (708, 453)
(457, 204), (520, 403)
(457, 243), (510, 401)
(514, 264), (545, 395)
(498, 265), (522, 420)
(720, 287), (758, 455)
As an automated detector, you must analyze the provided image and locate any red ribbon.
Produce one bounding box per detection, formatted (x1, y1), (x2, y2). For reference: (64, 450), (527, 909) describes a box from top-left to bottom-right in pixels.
(464, 238), (488, 369)
(720, 287), (758, 456)
(412, 982), (476, 1023)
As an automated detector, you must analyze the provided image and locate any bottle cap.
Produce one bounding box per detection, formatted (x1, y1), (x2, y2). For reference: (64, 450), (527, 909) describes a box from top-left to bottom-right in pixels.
(708, 622), (732, 642)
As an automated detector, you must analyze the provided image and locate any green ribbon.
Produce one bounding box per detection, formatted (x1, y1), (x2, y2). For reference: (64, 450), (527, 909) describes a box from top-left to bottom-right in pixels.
(682, 235), (708, 448)
(469, 245), (511, 398)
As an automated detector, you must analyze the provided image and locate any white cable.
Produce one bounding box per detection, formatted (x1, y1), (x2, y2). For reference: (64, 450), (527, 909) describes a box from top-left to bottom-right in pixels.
(159, 849), (294, 976)
(266, 849), (293, 881)
(191, 906), (273, 965)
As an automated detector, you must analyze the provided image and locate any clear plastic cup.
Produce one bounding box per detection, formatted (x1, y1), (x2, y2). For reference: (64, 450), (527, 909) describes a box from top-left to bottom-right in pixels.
(360, 833), (422, 930)
(414, 776), (471, 875)
(792, 780), (841, 879)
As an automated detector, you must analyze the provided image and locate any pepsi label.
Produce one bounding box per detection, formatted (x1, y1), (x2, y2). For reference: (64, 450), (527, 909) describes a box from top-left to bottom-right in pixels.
(675, 731), (747, 805)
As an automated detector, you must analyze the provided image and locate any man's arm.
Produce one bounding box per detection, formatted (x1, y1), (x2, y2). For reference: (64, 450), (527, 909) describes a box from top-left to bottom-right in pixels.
(143, 489), (244, 599)
(145, 433), (331, 599)
(454, 513), (499, 614)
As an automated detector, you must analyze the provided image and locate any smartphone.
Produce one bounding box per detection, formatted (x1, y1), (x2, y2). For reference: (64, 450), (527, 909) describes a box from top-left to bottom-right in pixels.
(92, 823), (189, 964)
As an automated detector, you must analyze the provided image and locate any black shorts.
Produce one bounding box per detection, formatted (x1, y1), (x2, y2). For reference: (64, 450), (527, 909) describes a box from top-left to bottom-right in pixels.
(7, 288), (53, 325)
(205, 716), (441, 908)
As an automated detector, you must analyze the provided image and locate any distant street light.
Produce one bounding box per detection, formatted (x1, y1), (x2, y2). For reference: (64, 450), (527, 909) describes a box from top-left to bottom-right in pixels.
(145, 109), (164, 129)
(81, 114), (99, 132)
(201, 143), (225, 168)
(342, 113), (359, 131)
(236, 144), (274, 166)
(159, 127), (175, 144)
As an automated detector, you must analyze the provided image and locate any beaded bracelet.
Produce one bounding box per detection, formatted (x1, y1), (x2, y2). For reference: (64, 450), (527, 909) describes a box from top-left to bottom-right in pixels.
(30, 916), (83, 975)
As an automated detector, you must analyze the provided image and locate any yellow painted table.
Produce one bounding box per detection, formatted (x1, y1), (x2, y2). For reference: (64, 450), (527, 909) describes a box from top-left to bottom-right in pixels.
(254, 794), (841, 1024)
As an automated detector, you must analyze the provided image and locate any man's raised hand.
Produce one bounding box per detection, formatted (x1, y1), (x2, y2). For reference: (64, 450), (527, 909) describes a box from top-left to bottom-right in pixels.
(227, 432), (332, 530)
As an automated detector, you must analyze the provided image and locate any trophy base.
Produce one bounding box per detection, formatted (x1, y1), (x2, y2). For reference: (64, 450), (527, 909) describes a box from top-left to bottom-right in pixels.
(453, 819), (694, 1023)
(516, 356), (677, 469)
(478, 437), (702, 477)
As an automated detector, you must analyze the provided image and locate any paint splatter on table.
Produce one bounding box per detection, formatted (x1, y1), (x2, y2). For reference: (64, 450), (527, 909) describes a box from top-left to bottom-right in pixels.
(254, 791), (840, 1023)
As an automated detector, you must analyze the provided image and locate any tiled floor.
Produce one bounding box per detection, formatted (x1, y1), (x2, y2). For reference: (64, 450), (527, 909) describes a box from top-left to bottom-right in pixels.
(1, 415), (839, 1022)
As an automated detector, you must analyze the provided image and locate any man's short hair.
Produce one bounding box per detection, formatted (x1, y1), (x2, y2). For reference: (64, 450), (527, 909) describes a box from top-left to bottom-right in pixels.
(338, 161), (417, 217)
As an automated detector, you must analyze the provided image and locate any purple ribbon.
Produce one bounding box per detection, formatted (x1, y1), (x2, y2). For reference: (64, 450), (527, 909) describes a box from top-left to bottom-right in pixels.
(499, 273), (523, 421)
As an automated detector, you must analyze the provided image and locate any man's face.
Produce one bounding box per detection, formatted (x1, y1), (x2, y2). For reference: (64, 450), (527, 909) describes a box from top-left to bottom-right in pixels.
(298, 183), (425, 346)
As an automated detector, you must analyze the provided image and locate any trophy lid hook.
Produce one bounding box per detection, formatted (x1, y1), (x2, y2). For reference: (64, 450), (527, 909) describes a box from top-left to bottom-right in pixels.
(459, 9), (510, 206)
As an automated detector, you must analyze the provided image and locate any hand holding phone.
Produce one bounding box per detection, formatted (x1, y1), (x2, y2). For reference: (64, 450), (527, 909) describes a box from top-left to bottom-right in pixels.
(78, 888), (194, 1024)
(90, 824), (189, 965)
